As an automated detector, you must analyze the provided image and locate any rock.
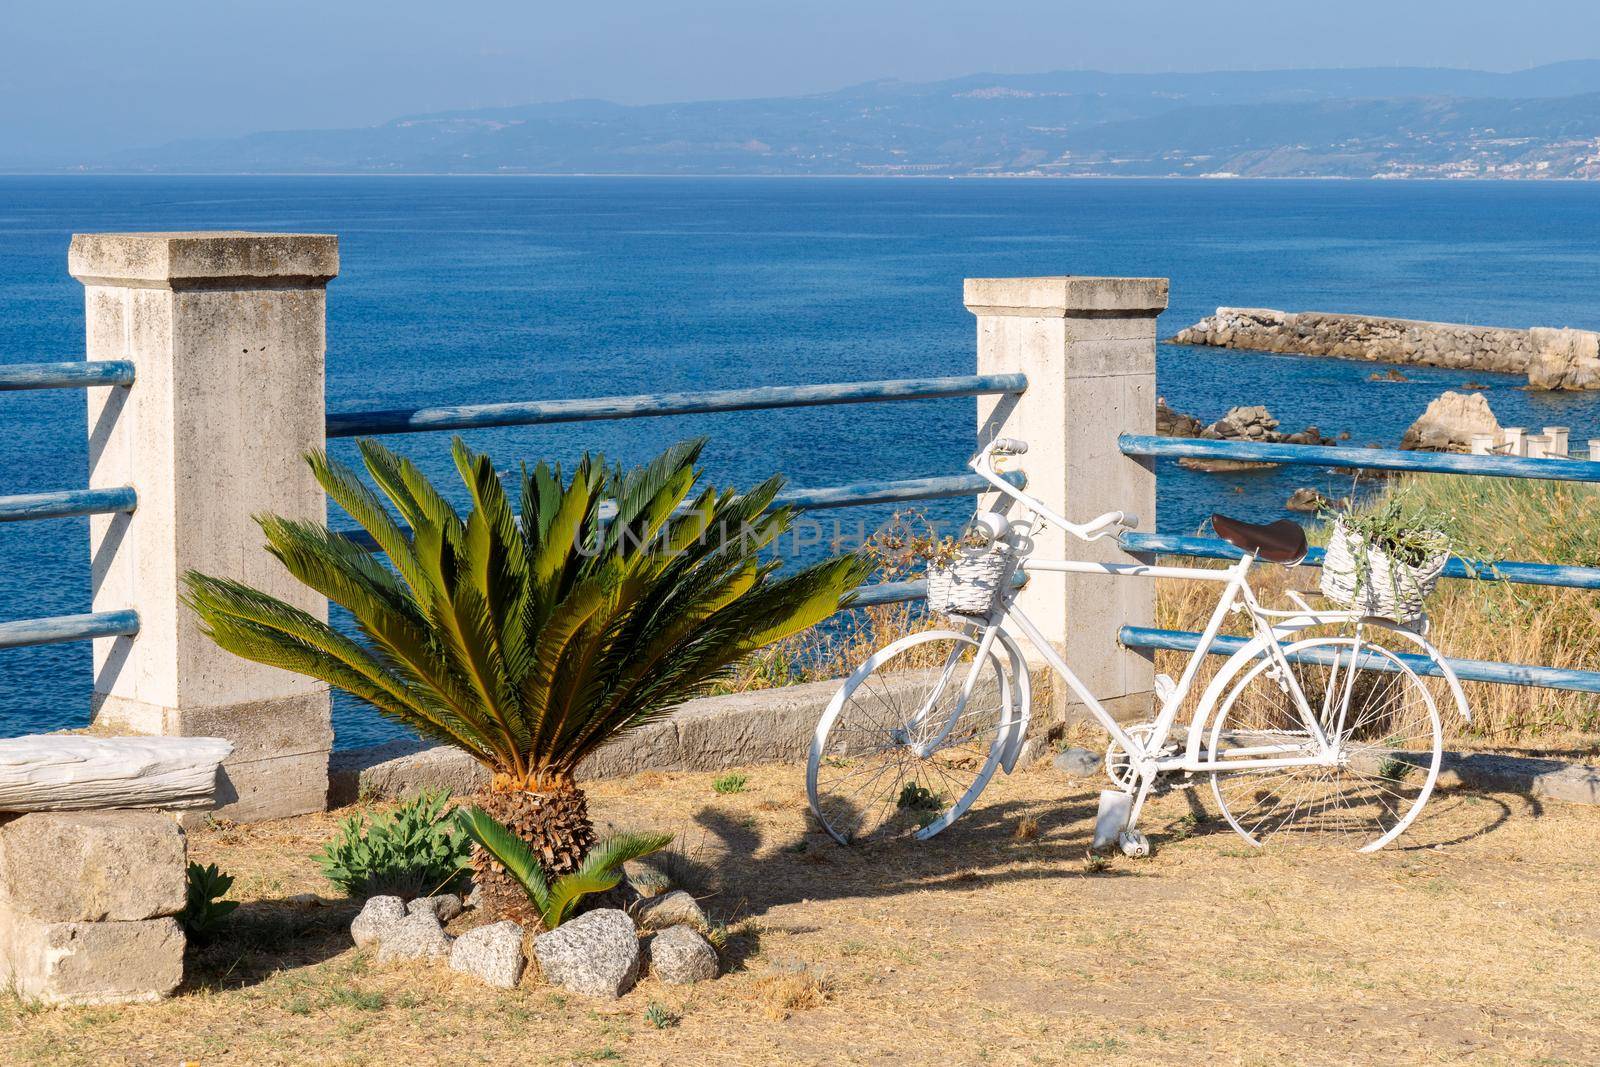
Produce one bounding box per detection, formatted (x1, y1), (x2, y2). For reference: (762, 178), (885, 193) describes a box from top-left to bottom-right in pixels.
(634, 890), (706, 933)
(0, 735), (232, 812)
(1528, 327), (1600, 390)
(533, 908), (640, 999)
(1051, 747), (1102, 778)
(0, 811), (186, 922)
(1156, 397), (1203, 437)
(350, 895), (407, 949)
(1401, 391), (1501, 452)
(1178, 457), (1279, 473)
(408, 893), (464, 923)
(0, 910), (183, 1006)
(1204, 405), (1279, 441)
(1286, 487), (1334, 513)
(647, 925), (719, 985)
(376, 909), (454, 963)
(1461, 381), (1490, 390)
(449, 920), (526, 988)
(286, 892), (331, 907)
(1368, 368), (1409, 382)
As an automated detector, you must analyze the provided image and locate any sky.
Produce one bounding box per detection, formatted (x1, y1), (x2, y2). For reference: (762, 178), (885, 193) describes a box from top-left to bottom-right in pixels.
(5, 0), (1600, 162)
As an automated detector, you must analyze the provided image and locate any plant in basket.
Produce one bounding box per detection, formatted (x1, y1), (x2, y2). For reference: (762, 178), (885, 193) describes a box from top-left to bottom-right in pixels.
(1319, 496), (1451, 625)
(873, 512), (1009, 616)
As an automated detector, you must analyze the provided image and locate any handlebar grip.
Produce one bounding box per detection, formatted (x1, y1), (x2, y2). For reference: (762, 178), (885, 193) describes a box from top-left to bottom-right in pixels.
(992, 438), (1029, 455)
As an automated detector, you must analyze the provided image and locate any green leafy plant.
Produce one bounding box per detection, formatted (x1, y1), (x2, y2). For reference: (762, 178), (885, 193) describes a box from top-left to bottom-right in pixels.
(184, 436), (868, 917)
(1327, 496), (1449, 569)
(455, 806), (670, 929)
(712, 773), (748, 795)
(644, 1002), (679, 1029)
(316, 789), (471, 899)
(182, 861), (239, 937)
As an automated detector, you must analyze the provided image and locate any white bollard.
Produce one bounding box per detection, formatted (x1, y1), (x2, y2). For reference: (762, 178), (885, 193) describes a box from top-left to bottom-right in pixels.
(1469, 433), (1495, 456)
(1525, 434), (1551, 459)
(1500, 427), (1526, 456)
(1543, 426), (1570, 458)
(1590, 439), (1600, 463)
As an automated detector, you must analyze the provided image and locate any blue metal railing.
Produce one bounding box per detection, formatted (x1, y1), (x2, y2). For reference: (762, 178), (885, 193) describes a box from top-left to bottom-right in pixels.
(2, 360), (141, 650)
(325, 373), (1027, 438)
(0, 487), (137, 523)
(1, 360), (135, 391)
(1117, 433), (1600, 694)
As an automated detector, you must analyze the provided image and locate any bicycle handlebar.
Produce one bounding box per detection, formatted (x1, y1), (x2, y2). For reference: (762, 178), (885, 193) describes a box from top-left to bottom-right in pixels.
(973, 439), (1140, 543)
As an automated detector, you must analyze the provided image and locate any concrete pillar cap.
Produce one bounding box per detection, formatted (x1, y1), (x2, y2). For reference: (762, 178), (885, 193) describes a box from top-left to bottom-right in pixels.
(68, 232), (339, 290)
(964, 275), (1169, 317)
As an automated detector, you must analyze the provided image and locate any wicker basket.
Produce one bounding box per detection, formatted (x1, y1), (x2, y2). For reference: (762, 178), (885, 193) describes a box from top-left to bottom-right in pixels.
(1319, 520), (1449, 625)
(926, 549), (1009, 616)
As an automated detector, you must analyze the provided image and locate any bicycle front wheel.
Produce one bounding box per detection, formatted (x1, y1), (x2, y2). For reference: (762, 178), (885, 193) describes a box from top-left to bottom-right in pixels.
(1207, 634), (1443, 852)
(807, 630), (1013, 845)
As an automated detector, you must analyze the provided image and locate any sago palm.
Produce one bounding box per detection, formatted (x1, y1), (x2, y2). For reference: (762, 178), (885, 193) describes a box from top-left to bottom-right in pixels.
(185, 436), (869, 918)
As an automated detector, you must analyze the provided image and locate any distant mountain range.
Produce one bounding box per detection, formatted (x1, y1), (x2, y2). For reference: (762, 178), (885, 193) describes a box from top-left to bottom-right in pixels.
(74, 61), (1600, 178)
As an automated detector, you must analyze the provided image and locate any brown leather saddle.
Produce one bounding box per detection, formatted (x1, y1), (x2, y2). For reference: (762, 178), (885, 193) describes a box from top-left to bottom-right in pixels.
(1211, 513), (1309, 565)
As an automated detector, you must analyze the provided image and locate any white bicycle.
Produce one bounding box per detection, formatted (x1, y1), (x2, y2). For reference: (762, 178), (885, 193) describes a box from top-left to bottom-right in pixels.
(807, 437), (1470, 854)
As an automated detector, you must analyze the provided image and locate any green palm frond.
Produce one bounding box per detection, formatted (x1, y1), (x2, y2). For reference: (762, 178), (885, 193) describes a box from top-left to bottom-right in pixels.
(456, 808), (671, 928)
(185, 435), (869, 786)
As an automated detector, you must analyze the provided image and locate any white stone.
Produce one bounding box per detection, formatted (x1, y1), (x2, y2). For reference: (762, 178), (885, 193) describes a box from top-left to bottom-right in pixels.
(0, 810), (186, 922)
(533, 908), (639, 999)
(449, 920), (526, 988)
(72, 232), (338, 824)
(646, 925), (719, 985)
(634, 890), (706, 932)
(0, 735), (230, 812)
(408, 893), (464, 923)
(376, 909), (453, 963)
(1052, 747), (1102, 778)
(0, 908), (183, 1006)
(350, 895), (407, 949)
(1401, 391), (1501, 452)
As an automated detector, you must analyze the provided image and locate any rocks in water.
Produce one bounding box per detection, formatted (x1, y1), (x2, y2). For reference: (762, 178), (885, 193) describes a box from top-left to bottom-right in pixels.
(408, 893), (464, 923)
(1528, 327), (1600, 390)
(1368, 368), (1409, 382)
(449, 920), (526, 989)
(1201, 405), (1279, 441)
(1401, 391), (1501, 452)
(1461, 381), (1490, 390)
(533, 908), (640, 999)
(376, 909), (454, 963)
(351, 895), (407, 949)
(647, 925), (719, 985)
(634, 890), (706, 933)
(1286, 488), (1335, 513)
(1156, 396), (1203, 437)
(1178, 457), (1279, 473)
(1051, 747), (1102, 778)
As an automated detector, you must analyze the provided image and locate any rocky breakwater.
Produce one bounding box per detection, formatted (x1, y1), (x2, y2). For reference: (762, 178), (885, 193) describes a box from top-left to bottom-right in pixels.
(1528, 328), (1600, 391)
(1172, 308), (1535, 375)
(1157, 398), (1333, 472)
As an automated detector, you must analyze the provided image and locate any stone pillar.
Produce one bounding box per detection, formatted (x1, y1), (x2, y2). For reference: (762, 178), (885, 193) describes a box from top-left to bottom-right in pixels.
(966, 275), (1168, 723)
(71, 232), (338, 822)
(1590, 439), (1600, 463)
(1543, 426), (1570, 458)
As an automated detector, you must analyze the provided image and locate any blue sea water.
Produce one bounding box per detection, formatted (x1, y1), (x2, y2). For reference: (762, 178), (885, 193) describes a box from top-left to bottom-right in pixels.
(3, 176), (1599, 748)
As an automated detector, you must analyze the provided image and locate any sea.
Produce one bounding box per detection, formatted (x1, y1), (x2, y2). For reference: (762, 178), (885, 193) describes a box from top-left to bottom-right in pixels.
(3, 176), (1599, 748)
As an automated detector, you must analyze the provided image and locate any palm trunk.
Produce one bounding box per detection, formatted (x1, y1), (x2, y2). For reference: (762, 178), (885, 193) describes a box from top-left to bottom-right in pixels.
(471, 777), (596, 923)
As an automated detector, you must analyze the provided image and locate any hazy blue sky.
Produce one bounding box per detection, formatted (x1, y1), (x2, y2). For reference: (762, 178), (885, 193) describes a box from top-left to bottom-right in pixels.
(5, 0), (1599, 160)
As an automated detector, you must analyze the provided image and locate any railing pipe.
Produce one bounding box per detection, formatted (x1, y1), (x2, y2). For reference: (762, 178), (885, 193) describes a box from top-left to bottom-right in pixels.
(325, 373), (1029, 438)
(0, 360), (136, 391)
(0, 610), (140, 650)
(1119, 626), (1600, 694)
(0, 487), (137, 523)
(1118, 434), (1600, 484)
(1121, 532), (1600, 592)
(333, 471), (1024, 551)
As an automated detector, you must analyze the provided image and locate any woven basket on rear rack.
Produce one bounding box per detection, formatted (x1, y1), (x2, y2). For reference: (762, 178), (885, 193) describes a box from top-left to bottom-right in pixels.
(1319, 519), (1449, 626)
(926, 548), (1009, 616)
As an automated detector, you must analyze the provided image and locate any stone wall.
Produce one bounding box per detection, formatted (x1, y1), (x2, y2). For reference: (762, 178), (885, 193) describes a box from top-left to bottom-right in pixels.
(1172, 307), (1536, 374)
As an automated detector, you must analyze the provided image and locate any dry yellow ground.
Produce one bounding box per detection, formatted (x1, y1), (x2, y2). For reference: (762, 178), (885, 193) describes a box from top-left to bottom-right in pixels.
(3, 761), (1598, 1066)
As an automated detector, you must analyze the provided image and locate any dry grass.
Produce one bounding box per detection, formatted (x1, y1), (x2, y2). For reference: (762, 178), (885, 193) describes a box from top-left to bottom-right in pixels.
(5, 763), (1599, 1065)
(1157, 474), (1600, 756)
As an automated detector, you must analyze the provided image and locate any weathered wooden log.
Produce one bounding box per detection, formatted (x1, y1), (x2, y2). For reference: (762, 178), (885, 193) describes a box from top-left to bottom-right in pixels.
(0, 736), (233, 812)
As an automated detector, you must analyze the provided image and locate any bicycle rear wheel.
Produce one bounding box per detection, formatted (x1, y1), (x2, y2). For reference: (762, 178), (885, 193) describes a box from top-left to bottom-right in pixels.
(1207, 633), (1443, 852)
(807, 630), (1013, 845)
